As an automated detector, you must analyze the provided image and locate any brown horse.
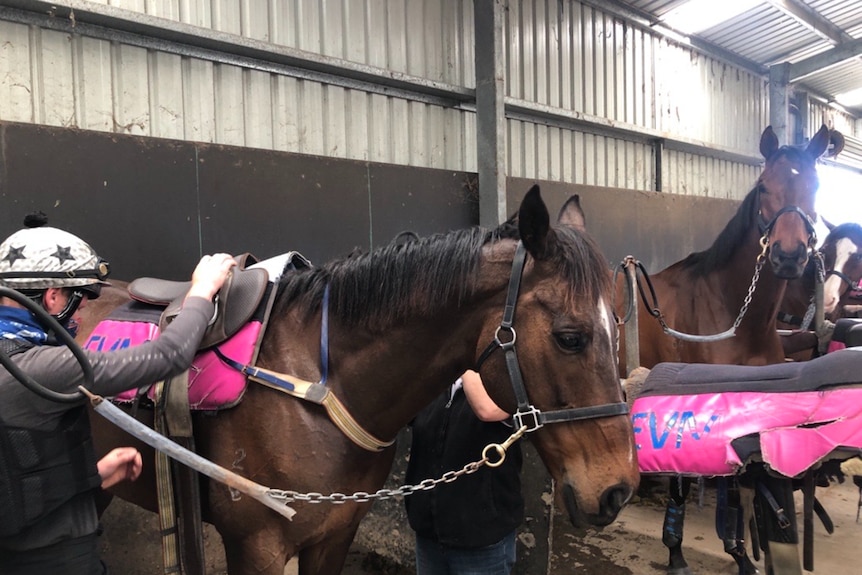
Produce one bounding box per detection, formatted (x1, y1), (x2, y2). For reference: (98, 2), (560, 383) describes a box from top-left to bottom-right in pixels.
(620, 125), (837, 575)
(778, 222), (862, 359)
(82, 187), (639, 575)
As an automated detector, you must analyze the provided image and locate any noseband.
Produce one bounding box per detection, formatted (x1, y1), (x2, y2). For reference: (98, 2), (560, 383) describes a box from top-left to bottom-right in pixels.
(758, 205), (818, 249)
(474, 241), (629, 432)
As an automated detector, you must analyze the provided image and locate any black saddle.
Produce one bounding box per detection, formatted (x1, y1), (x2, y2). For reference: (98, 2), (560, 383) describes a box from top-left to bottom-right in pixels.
(640, 348), (862, 398)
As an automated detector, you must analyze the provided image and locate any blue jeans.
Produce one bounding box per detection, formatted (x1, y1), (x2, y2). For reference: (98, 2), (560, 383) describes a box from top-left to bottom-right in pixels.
(415, 530), (517, 575)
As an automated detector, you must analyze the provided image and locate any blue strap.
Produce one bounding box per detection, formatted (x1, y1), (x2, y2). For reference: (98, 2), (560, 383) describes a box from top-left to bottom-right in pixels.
(319, 284), (330, 386)
(213, 283), (330, 392)
(212, 347), (295, 392)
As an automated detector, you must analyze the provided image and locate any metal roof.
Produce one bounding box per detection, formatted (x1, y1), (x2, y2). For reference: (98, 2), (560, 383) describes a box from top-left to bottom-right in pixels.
(611, 0), (862, 116)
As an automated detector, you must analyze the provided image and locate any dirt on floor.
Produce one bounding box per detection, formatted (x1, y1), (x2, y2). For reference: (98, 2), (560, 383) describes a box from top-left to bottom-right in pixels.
(99, 472), (862, 574)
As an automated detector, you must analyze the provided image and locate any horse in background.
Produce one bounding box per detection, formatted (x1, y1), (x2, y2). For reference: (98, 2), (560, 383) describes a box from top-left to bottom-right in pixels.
(778, 221), (862, 360)
(619, 124), (839, 575)
(81, 187), (639, 575)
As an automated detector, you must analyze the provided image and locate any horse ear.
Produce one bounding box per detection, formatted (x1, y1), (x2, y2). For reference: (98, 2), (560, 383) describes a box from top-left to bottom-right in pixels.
(822, 217), (836, 232)
(806, 124), (831, 159)
(557, 194), (586, 231)
(825, 130), (845, 158)
(518, 185), (551, 260)
(760, 125), (779, 159)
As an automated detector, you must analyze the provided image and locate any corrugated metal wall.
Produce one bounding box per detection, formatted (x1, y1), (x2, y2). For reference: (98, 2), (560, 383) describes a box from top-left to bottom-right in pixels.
(0, 0), (827, 199)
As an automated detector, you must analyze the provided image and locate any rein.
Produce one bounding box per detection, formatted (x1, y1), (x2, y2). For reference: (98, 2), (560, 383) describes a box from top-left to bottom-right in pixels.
(475, 241), (629, 431)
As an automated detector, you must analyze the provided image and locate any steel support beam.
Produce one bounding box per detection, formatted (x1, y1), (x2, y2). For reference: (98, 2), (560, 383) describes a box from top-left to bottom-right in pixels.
(770, 64), (792, 145)
(474, 0), (507, 227)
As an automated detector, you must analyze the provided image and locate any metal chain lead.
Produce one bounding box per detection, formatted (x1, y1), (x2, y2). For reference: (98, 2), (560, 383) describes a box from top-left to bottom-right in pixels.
(265, 426), (528, 505)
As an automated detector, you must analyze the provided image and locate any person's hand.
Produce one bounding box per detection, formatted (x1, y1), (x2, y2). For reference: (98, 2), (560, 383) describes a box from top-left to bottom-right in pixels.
(186, 253), (237, 301)
(98, 447), (143, 489)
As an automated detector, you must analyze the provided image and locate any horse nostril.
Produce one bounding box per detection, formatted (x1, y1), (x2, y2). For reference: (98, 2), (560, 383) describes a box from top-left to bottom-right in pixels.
(602, 483), (633, 516)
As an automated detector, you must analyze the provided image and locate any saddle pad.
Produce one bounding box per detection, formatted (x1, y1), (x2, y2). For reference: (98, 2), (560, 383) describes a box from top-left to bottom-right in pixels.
(632, 348), (862, 478)
(84, 301), (262, 411)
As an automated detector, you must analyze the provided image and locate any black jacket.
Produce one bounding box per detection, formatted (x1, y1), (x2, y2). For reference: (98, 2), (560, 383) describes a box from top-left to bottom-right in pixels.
(405, 386), (524, 548)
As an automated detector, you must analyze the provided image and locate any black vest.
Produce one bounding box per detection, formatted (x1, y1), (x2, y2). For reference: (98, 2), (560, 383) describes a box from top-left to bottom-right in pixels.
(0, 342), (102, 539)
(405, 387), (524, 548)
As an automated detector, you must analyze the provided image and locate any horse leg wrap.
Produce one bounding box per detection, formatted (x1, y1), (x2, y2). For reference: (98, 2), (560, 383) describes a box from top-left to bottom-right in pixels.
(663, 499), (686, 548)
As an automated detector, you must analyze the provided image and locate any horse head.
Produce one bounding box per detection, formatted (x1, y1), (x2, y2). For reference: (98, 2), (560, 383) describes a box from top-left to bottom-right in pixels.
(476, 186), (638, 528)
(822, 223), (862, 315)
(757, 125), (833, 279)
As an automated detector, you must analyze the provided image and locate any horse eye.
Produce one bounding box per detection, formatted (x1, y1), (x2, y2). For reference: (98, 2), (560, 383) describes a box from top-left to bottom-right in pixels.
(555, 331), (587, 353)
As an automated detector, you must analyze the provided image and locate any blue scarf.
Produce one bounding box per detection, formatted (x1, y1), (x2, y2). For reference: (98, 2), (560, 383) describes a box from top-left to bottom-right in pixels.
(0, 306), (49, 345)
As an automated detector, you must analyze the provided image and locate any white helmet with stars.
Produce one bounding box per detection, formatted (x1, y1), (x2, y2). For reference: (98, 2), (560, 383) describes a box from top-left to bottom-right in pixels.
(0, 213), (109, 298)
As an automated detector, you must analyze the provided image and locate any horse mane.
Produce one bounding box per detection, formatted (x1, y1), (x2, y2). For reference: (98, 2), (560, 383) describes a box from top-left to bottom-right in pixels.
(273, 220), (611, 330)
(679, 185), (760, 276)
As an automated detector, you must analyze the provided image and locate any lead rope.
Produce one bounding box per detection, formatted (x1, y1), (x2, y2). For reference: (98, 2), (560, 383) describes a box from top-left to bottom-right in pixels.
(635, 236), (768, 342)
(265, 425), (527, 504)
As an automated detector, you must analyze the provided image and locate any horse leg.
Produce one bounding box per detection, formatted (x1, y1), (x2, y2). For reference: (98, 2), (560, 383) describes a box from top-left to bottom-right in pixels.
(221, 529), (290, 575)
(716, 478), (759, 575)
(753, 475), (802, 575)
(297, 525), (359, 575)
(664, 475), (692, 575)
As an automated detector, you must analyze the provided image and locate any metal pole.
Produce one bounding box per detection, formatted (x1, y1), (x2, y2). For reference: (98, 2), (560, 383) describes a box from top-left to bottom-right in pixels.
(624, 261), (641, 376)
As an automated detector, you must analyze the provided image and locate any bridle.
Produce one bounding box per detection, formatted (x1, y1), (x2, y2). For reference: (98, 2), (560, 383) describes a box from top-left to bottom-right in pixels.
(474, 241), (629, 433)
(757, 205), (818, 250)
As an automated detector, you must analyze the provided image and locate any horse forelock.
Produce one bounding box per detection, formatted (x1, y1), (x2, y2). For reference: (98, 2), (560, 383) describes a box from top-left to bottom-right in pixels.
(551, 226), (613, 309)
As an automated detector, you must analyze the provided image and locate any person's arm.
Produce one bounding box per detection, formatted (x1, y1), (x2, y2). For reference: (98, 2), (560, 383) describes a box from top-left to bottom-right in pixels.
(97, 447), (143, 489)
(20, 254), (237, 397)
(461, 369), (510, 422)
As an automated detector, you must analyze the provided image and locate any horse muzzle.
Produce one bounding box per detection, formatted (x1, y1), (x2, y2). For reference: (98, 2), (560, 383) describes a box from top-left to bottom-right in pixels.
(562, 482), (634, 528)
(769, 241), (809, 279)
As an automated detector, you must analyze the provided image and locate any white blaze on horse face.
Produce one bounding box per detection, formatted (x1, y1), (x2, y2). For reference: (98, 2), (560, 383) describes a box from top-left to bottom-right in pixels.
(598, 296), (614, 354)
(824, 237), (857, 313)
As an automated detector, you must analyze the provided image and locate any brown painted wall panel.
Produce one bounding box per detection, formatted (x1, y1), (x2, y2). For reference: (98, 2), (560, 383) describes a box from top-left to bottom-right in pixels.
(507, 177), (741, 273)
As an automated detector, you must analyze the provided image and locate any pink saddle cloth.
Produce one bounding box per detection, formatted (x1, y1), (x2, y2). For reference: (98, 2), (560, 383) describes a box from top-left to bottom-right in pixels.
(83, 302), (262, 411)
(632, 349), (862, 478)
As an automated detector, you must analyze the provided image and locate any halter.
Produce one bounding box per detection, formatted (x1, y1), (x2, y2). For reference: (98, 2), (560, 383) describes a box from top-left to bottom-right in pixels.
(757, 205), (818, 249)
(475, 241), (629, 432)
(825, 268), (855, 289)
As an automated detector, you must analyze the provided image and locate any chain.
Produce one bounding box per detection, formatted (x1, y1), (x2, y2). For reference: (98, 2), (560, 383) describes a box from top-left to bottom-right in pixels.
(265, 426), (528, 505)
(730, 241), (767, 331)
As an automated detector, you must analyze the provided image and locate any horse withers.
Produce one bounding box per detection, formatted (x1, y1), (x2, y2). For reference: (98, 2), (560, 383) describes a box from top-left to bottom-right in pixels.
(81, 186), (639, 575)
(619, 124), (839, 575)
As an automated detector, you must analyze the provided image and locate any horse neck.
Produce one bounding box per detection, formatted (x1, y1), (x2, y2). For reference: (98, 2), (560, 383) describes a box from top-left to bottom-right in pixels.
(261, 297), (497, 447)
(722, 229), (787, 330)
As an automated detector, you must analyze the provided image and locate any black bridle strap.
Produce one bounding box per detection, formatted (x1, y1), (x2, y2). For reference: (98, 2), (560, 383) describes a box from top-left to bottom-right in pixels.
(826, 269), (854, 288)
(475, 241), (629, 432)
(758, 205), (818, 247)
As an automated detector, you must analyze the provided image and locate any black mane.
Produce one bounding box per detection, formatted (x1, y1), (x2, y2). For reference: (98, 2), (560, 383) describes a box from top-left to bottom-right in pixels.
(680, 185), (760, 276)
(273, 220), (611, 330)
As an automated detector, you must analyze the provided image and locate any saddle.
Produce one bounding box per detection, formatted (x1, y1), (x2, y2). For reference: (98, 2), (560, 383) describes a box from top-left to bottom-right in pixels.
(127, 253), (269, 349)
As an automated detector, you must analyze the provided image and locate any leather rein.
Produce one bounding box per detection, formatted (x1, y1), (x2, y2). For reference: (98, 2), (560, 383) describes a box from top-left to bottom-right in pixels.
(475, 241), (629, 432)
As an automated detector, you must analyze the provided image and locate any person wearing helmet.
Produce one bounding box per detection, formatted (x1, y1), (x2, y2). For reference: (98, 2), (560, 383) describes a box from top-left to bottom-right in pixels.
(0, 214), (236, 575)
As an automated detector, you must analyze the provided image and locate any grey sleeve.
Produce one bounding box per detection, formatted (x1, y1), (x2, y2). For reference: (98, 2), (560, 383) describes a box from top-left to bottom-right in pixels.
(18, 297), (215, 397)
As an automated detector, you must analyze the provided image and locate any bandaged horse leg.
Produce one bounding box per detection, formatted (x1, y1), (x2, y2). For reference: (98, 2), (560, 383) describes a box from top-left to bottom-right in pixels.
(754, 473), (802, 575)
(664, 475), (692, 575)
